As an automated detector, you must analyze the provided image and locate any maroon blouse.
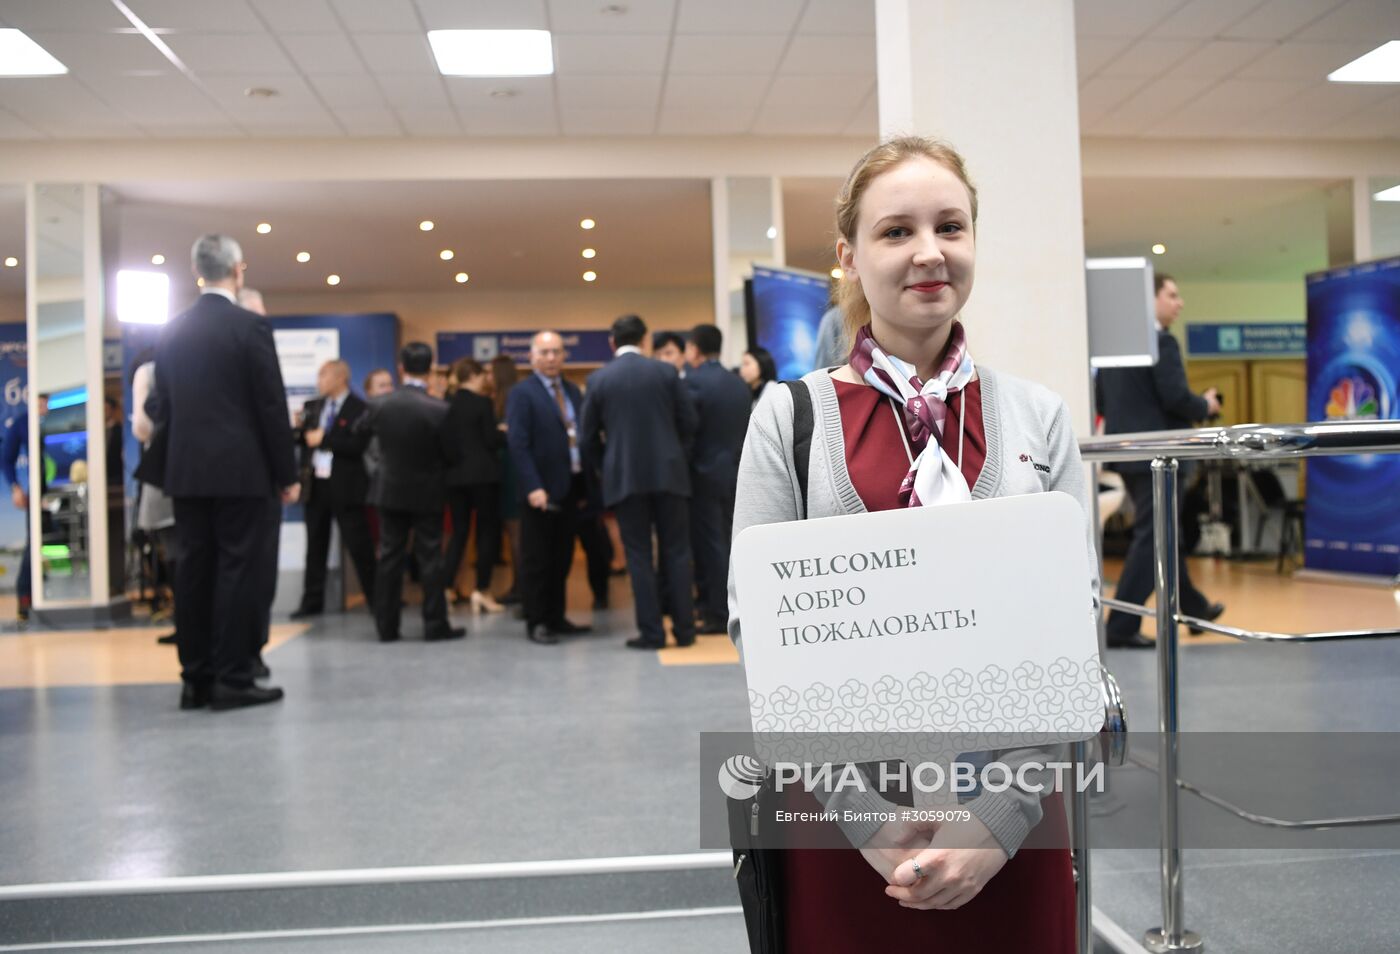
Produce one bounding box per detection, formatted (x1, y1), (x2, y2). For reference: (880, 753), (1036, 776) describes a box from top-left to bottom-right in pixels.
(779, 376), (1075, 953)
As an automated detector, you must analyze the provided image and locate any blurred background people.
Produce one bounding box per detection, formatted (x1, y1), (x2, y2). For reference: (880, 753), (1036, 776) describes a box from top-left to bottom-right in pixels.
(506, 331), (592, 645)
(580, 315), (697, 650)
(147, 234), (298, 712)
(2, 394), (47, 623)
(290, 359), (376, 620)
(739, 345), (778, 407)
(683, 324), (751, 634)
(443, 357), (506, 614)
(489, 355), (524, 608)
(651, 331), (687, 376)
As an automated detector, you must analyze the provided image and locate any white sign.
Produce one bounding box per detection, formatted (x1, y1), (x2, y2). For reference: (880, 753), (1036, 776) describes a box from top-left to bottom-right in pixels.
(273, 329), (340, 425)
(732, 492), (1102, 759)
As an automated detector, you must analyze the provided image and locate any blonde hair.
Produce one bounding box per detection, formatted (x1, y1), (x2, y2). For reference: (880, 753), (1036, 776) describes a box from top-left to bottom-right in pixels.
(834, 137), (978, 343)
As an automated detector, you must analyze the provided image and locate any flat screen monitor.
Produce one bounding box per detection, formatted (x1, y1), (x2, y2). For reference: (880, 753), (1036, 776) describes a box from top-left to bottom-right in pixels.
(1086, 257), (1158, 369)
(745, 265), (831, 380)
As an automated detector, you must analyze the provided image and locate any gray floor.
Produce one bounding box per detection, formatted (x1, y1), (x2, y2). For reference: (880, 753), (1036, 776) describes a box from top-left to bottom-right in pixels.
(3, 581), (1400, 951)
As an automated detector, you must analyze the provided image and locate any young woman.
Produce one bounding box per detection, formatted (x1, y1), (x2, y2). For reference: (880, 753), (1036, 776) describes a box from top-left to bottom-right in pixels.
(443, 358), (506, 613)
(739, 346), (777, 407)
(729, 137), (1098, 951)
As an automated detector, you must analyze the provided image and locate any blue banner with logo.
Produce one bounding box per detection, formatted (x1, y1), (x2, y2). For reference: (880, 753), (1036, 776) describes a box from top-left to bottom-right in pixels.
(0, 323), (26, 590)
(437, 330), (613, 366)
(1186, 322), (1306, 357)
(1304, 256), (1400, 577)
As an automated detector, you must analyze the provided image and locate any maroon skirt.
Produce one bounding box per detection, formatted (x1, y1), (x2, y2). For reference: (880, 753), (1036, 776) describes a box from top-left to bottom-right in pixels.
(780, 793), (1075, 952)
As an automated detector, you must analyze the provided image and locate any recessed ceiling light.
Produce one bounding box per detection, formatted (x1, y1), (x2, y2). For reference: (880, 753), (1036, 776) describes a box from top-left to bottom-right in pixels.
(582, 270), (597, 282)
(3, 257), (18, 268)
(196, 277), (205, 287)
(581, 248), (596, 259)
(489, 87), (519, 99)
(419, 220), (435, 231)
(600, 4), (629, 15)
(455, 272), (469, 283)
(150, 254), (165, 265)
(0, 29), (68, 76)
(830, 267), (843, 280)
(1327, 41), (1400, 83)
(244, 87), (279, 98)
(1152, 244), (1166, 255)
(256, 222), (271, 234)
(580, 218), (595, 230)
(1375, 184), (1400, 202)
(427, 30), (554, 77)
(296, 251), (311, 263)
(440, 249), (454, 261)
(766, 226), (777, 239)
(326, 274), (341, 286)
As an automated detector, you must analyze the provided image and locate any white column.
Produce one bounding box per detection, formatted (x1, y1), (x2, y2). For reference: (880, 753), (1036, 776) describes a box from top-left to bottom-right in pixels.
(710, 176), (786, 366)
(875, 0), (1090, 427)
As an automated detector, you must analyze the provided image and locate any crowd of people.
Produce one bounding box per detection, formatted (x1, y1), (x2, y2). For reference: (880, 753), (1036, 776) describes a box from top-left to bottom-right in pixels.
(127, 232), (758, 709)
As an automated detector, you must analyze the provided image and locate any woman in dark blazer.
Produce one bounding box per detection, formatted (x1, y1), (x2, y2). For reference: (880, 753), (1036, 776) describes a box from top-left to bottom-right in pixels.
(443, 358), (506, 613)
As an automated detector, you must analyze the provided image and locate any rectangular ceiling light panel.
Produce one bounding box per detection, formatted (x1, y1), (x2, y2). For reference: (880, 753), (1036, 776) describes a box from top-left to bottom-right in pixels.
(427, 30), (554, 76)
(0, 29), (68, 76)
(1327, 41), (1400, 83)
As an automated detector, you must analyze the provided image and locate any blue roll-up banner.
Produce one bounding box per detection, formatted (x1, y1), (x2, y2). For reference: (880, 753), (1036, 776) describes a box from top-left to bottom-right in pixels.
(748, 265), (831, 381)
(0, 323), (26, 591)
(437, 330), (613, 367)
(1304, 256), (1400, 577)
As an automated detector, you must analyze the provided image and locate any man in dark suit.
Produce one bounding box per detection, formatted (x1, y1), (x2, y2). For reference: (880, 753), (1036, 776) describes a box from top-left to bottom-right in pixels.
(363, 342), (464, 644)
(147, 234), (299, 711)
(684, 324), (752, 634)
(291, 359), (377, 619)
(1097, 273), (1224, 648)
(506, 331), (594, 645)
(581, 315), (699, 650)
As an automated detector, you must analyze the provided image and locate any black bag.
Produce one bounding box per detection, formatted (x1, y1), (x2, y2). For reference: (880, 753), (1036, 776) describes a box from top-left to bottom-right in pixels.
(728, 378), (814, 953)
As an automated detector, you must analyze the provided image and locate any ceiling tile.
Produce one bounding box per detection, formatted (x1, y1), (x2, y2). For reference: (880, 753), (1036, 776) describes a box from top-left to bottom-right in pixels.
(841, 90), (877, 135)
(1170, 39), (1274, 79)
(752, 101), (852, 135)
(1074, 0), (1185, 38)
(395, 108), (461, 135)
(0, 107), (45, 139)
(89, 74), (219, 123)
(1088, 74), (1213, 135)
(248, 0), (342, 32)
(241, 118), (344, 137)
(199, 74), (323, 113)
(1077, 36), (1133, 77)
(1314, 91), (1400, 137)
(445, 76), (557, 134)
(676, 0), (802, 35)
(553, 34), (669, 74)
(763, 74), (870, 115)
(124, 0), (264, 32)
(414, 0), (546, 30)
(309, 73), (386, 107)
(1294, 0), (1400, 41)
(353, 33), (438, 73)
(557, 74), (662, 112)
(796, 0), (874, 35)
(0, 0), (131, 31)
(547, 0), (676, 34)
(1221, 0), (1348, 39)
(165, 33), (297, 74)
(1235, 39), (1380, 79)
(375, 73), (451, 109)
(1098, 38), (1201, 76)
(1148, 0), (1263, 39)
(1077, 74), (1134, 125)
(670, 34), (788, 74)
(662, 73), (767, 111)
(656, 105), (756, 134)
(1159, 78), (1313, 126)
(331, 105), (402, 135)
(329, 0), (420, 32)
(558, 106), (656, 135)
(778, 34), (875, 75)
(281, 33), (365, 73)
(25, 31), (171, 74)
(1238, 81), (1396, 136)
(0, 76), (134, 126)
(137, 123), (245, 137)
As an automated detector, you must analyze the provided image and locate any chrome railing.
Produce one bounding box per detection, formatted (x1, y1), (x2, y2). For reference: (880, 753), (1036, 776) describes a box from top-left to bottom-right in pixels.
(1078, 419), (1400, 954)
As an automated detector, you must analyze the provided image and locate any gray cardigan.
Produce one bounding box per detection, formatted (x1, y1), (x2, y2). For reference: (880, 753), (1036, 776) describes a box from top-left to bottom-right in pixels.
(727, 366), (1100, 855)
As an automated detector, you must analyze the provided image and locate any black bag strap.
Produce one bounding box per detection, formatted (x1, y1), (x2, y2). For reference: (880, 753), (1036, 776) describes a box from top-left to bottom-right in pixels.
(781, 379), (813, 519)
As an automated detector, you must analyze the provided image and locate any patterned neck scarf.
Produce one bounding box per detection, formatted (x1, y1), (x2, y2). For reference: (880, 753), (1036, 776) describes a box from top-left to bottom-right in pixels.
(848, 322), (977, 508)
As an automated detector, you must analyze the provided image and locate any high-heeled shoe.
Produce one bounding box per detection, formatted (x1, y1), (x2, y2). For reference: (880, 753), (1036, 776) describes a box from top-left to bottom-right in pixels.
(470, 590), (505, 614)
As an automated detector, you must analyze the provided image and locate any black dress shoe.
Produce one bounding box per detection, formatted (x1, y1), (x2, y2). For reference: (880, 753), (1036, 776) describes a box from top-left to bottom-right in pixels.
(499, 590), (521, 606)
(625, 636), (665, 650)
(673, 638), (696, 648)
(289, 606), (322, 620)
(425, 627), (467, 642)
(251, 660), (271, 680)
(527, 625), (559, 645)
(1106, 633), (1155, 649)
(695, 618), (728, 635)
(550, 619), (592, 635)
(208, 683), (284, 711)
(179, 682), (210, 710)
(1188, 602), (1226, 635)
(378, 633), (402, 643)
(157, 631), (179, 645)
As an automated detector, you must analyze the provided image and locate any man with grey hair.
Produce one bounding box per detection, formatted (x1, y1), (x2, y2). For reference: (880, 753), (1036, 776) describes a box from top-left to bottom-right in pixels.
(146, 234), (299, 711)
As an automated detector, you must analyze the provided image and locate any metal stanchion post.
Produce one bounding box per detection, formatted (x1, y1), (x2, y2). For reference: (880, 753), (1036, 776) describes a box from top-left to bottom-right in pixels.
(1071, 739), (1092, 954)
(1144, 458), (1202, 953)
